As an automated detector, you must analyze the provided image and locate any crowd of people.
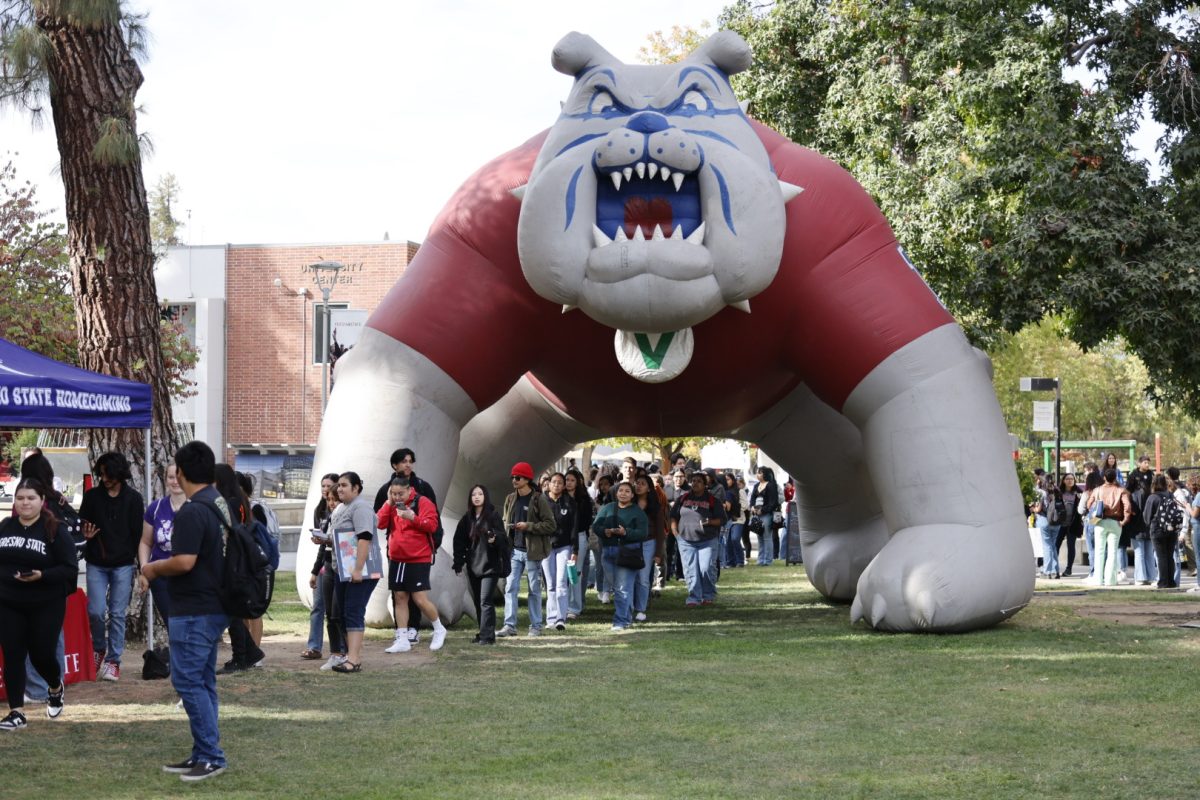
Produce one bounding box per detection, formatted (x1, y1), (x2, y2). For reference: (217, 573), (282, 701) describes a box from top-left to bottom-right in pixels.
(1030, 455), (1200, 591)
(0, 440), (800, 779)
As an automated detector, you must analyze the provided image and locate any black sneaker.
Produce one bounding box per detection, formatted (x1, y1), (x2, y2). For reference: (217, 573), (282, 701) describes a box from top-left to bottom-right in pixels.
(219, 659), (248, 674)
(163, 757), (198, 774)
(0, 710), (27, 731)
(179, 762), (226, 782)
(46, 685), (64, 719)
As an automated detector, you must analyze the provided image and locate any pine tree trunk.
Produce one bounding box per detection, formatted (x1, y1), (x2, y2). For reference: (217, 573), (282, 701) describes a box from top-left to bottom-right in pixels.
(37, 7), (180, 502)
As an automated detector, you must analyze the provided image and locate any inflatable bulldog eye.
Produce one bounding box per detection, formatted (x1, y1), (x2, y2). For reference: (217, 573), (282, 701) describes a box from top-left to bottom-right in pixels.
(589, 90), (616, 115)
(680, 89), (710, 112)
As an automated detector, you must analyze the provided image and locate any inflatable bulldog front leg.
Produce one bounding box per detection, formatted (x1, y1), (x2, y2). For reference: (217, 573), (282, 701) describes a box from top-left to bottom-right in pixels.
(844, 326), (1034, 632)
(298, 328), (476, 627)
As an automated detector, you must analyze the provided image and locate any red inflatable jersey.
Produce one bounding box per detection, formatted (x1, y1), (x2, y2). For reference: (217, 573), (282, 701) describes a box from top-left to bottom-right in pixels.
(369, 121), (953, 435)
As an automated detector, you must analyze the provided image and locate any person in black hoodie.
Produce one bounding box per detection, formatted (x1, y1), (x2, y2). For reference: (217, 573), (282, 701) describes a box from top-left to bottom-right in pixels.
(451, 484), (509, 644)
(0, 478), (79, 730)
(79, 451), (144, 682)
(1143, 473), (1178, 589)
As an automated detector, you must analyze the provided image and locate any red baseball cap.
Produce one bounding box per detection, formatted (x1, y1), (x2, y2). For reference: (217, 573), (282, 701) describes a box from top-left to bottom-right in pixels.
(511, 462), (534, 480)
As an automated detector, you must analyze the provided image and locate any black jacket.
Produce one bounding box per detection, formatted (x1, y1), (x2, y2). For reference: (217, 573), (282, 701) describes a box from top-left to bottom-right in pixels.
(79, 483), (144, 567)
(452, 509), (510, 578)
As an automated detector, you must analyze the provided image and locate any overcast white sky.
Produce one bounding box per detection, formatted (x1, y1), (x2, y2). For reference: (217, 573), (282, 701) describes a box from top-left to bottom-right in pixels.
(1, 2), (1163, 247)
(0, 1), (728, 246)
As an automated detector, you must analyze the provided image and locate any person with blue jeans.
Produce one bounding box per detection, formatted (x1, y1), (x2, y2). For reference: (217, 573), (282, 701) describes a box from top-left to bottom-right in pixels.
(749, 468), (779, 566)
(499, 462), (556, 637)
(141, 441), (229, 782)
(1189, 481), (1200, 593)
(1033, 481), (1061, 578)
(593, 481), (648, 630)
(670, 473), (727, 607)
(79, 451), (144, 683)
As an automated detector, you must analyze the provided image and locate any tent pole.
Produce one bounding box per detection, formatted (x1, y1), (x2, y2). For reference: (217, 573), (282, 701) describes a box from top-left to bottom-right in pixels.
(145, 426), (154, 646)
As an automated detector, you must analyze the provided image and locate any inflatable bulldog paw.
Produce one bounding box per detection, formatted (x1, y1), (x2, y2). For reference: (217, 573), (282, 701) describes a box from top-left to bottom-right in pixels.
(298, 30), (1033, 632)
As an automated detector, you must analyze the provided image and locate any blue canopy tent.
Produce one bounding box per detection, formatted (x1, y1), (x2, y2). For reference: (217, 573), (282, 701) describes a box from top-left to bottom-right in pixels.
(0, 336), (159, 638)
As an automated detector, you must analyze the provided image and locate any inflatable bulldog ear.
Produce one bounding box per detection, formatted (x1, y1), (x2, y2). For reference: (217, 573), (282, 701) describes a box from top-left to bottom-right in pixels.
(687, 29), (753, 75)
(552, 31), (619, 76)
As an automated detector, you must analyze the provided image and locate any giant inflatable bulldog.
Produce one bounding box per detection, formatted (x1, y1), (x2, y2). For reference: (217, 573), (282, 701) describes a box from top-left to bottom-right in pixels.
(299, 30), (1034, 633)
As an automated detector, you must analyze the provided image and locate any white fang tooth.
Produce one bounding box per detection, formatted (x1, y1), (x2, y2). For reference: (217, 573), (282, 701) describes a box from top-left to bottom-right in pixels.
(562, 304), (576, 314)
(647, 163), (658, 179)
(661, 167), (671, 182)
(593, 225), (611, 248)
(652, 224), (664, 240)
(672, 172), (684, 192)
(615, 227), (628, 242)
(611, 172), (622, 191)
(670, 225), (683, 240)
(623, 167), (632, 181)
(635, 162), (645, 179)
(633, 226), (645, 241)
(730, 299), (751, 313)
(509, 184), (527, 201)
(686, 221), (705, 244)
(779, 180), (804, 203)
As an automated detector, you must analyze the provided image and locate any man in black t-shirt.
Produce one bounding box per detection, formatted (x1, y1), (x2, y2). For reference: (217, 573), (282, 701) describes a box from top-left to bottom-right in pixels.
(141, 441), (229, 783)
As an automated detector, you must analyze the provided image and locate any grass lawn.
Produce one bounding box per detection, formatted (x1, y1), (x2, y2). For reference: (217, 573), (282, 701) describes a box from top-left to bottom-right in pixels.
(5, 565), (1198, 799)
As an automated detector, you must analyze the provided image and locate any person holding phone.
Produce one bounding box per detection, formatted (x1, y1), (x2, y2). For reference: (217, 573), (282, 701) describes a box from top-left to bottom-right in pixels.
(0, 478), (79, 730)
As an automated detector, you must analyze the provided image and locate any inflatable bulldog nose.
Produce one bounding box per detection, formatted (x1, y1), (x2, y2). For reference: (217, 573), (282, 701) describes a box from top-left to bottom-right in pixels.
(298, 30), (1034, 634)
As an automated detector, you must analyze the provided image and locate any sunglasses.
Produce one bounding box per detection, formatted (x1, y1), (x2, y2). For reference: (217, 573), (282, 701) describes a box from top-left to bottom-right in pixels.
(511, 475), (525, 481)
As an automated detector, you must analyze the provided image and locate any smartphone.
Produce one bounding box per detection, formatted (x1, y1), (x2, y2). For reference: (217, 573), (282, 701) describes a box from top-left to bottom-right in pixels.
(17, 570), (34, 578)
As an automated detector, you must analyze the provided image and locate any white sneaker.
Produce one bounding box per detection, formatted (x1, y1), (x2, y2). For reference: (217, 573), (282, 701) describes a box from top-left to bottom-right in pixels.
(384, 635), (412, 653)
(598, 591), (611, 604)
(1187, 586), (1200, 593)
(320, 654), (348, 671)
(406, 627), (420, 644)
(429, 626), (446, 651)
(634, 612), (647, 622)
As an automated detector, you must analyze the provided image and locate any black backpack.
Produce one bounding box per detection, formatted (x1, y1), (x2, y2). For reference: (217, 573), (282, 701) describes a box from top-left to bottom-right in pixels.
(1153, 494), (1184, 536)
(195, 498), (273, 619)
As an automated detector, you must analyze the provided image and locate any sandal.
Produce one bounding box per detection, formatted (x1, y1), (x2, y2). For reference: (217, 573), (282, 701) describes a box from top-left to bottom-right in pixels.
(331, 661), (361, 673)
(300, 649), (322, 660)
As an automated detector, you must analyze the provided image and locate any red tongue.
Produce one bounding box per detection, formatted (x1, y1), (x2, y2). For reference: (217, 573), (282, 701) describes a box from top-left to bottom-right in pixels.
(623, 197), (673, 239)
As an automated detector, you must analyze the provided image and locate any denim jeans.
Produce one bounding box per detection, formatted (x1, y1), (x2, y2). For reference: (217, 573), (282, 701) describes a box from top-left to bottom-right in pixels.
(306, 574), (326, 651)
(1131, 538), (1157, 583)
(336, 578), (378, 633)
(756, 515), (774, 565)
(600, 546), (636, 628)
(677, 536), (718, 604)
(727, 523), (746, 566)
(25, 631), (66, 701)
(169, 613), (230, 768)
(1193, 528), (1200, 587)
(1083, 522), (1095, 576)
(503, 549), (543, 631)
(568, 533), (589, 615)
(86, 563), (134, 666)
(148, 576), (171, 636)
(542, 545), (572, 626)
(632, 539), (656, 613)
(1035, 516), (1060, 575)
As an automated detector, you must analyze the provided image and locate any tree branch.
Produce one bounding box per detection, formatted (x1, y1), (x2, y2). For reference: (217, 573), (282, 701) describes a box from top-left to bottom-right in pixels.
(1067, 33), (1113, 66)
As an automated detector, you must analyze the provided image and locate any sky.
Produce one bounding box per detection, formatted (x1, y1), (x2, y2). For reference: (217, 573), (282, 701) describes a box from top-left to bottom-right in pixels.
(0, 2), (1164, 247)
(0, 1), (728, 246)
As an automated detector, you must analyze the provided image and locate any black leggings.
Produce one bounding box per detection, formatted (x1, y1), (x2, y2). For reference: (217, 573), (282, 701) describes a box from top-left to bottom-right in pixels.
(319, 564), (346, 655)
(0, 596), (66, 709)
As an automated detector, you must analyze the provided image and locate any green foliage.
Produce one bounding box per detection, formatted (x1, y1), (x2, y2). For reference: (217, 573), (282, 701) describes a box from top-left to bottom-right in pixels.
(148, 172), (182, 254)
(638, 21), (712, 64)
(0, 156), (75, 364)
(1, 428), (39, 468)
(159, 316), (197, 398)
(723, 1), (1200, 414)
(589, 435), (730, 469)
(90, 115), (139, 166)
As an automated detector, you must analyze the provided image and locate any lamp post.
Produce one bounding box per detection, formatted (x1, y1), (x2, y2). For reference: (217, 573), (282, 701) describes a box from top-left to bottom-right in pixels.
(309, 260), (344, 414)
(1020, 376), (1061, 482)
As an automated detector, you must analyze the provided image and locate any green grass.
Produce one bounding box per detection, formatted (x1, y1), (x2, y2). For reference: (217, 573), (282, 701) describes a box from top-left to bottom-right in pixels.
(5, 567), (1198, 799)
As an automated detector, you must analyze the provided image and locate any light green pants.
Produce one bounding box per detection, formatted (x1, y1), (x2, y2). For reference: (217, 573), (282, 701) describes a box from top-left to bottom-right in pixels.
(1094, 519), (1121, 585)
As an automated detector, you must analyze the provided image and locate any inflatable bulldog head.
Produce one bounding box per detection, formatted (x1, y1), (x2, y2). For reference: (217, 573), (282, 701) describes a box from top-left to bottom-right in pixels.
(516, 31), (800, 382)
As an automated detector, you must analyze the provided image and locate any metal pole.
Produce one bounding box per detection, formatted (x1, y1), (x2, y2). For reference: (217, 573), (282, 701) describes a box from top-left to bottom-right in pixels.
(321, 286), (330, 414)
(144, 426), (154, 646)
(1054, 378), (1062, 485)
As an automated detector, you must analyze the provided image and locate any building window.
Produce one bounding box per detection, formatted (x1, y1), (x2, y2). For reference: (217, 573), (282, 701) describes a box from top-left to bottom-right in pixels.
(312, 302), (349, 365)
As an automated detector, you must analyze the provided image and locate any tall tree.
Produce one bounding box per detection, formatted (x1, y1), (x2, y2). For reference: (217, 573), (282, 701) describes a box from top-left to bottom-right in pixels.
(723, 1), (1200, 415)
(148, 171), (181, 255)
(1, 0), (178, 492)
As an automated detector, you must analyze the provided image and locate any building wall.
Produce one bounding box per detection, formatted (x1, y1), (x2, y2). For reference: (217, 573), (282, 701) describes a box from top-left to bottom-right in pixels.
(223, 242), (417, 458)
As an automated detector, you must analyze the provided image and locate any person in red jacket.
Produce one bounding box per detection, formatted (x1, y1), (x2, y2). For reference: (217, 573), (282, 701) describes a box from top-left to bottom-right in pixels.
(376, 477), (446, 652)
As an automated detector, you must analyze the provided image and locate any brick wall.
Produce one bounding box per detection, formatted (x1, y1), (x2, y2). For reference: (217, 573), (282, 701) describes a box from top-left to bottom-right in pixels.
(224, 242), (416, 459)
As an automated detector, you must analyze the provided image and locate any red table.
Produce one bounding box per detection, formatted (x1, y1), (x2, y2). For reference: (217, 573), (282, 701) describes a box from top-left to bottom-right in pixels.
(0, 588), (96, 701)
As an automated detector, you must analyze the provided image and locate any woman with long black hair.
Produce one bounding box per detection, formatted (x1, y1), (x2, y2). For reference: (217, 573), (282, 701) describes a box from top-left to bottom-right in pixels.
(749, 467), (780, 565)
(452, 484), (509, 644)
(0, 478), (78, 730)
(212, 464), (266, 672)
(330, 471), (380, 672)
(303, 473), (341, 662)
(565, 468), (593, 619)
(633, 474), (663, 622)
